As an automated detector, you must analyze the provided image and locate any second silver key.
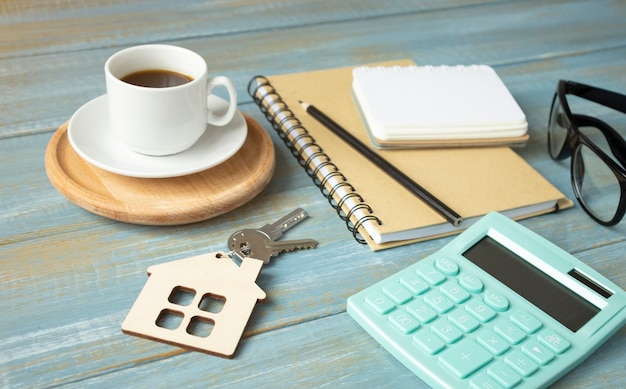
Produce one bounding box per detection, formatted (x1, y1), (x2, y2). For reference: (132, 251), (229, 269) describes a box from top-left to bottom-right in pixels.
(257, 208), (309, 241)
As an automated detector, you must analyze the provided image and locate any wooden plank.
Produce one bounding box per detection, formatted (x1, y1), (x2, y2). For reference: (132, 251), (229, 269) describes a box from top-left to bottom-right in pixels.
(3, 237), (624, 388)
(2, 0), (625, 137)
(0, 0), (501, 57)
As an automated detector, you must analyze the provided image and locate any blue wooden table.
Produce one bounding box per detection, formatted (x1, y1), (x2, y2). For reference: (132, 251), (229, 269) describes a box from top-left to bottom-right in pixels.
(1, 1), (625, 387)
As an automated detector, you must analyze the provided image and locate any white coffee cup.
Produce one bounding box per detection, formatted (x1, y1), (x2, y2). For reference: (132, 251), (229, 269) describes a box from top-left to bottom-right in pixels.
(105, 44), (237, 156)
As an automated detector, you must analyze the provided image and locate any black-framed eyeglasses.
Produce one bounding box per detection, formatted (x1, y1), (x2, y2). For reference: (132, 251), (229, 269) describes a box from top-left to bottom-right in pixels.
(548, 79), (626, 226)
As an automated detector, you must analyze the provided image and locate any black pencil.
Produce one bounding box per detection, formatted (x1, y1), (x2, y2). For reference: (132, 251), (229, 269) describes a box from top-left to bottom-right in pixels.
(300, 100), (463, 227)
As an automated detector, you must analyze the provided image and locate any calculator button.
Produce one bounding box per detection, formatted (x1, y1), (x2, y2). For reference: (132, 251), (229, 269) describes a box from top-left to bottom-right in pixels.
(382, 282), (413, 304)
(405, 300), (437, 323)
(538, 329), (571, 354)
(465, 299), (497, 323)
(510, 310), (542, 334)
(477, 330), (510, 356)
(448, 309), (480, 333)
(440, 280), (470, 304)
(487, 362), (522, 388)
(431, 318), (463, 344)
(413, 328), (446, 355)
(484, 290), (509, 312)
(400, 274), (429, 295)
(494, 322), (526, 345)
(522, 340), (555, 365)
(364, 292), (395, 315)
(423, 291), (455, 314)
(438, 339), (492, 378)
(505, 350), (538, 377)
(388, 308), (420, 334)
(435, 256), (459, 276)
(416, 264), (446, 285)
(469, 372), (504, 389)
(459, 273), (484, 293)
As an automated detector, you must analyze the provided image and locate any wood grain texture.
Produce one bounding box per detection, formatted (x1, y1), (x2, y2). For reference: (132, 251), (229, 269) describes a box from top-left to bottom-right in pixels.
(122, 252), (266, 358)
(44, 114), (275, 225)
(1, 0), (625, 388)
(3, 1), (625, 138)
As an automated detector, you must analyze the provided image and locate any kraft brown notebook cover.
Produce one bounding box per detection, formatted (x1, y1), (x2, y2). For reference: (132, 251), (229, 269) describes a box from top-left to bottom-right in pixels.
(248, 60), (572, 250)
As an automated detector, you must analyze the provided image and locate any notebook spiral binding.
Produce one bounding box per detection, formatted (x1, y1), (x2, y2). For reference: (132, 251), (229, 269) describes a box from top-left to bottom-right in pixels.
(247, 75), (382, 244)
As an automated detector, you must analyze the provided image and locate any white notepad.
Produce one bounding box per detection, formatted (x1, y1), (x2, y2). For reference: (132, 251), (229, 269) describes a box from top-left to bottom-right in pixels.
(352, 65), (528, 148)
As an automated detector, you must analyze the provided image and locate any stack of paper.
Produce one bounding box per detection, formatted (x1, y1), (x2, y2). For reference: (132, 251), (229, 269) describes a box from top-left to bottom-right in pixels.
(351, 65), (528, 148)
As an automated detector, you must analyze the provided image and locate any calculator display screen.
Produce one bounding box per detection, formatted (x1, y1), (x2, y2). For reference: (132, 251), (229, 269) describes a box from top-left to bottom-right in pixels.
(462, 236), (599, 332)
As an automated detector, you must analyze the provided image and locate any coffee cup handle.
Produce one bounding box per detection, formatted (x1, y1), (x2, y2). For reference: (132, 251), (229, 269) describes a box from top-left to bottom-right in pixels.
(206, 76), (238, 127)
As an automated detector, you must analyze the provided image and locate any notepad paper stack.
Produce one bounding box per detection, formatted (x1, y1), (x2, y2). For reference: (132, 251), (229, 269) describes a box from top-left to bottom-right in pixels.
(351, 65), (529, 148)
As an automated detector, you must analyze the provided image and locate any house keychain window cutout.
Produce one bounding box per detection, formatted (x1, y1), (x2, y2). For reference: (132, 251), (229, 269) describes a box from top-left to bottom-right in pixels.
(121, 251), (266, 358)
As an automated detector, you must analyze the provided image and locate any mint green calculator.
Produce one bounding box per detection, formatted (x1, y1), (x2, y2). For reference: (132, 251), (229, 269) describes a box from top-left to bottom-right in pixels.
(347, 212), (626, 388)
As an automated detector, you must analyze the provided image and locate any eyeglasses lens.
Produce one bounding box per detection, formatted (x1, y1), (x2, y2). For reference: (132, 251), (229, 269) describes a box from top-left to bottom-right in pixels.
(548, 96), (569, 158)
(573, 142), (621, 223)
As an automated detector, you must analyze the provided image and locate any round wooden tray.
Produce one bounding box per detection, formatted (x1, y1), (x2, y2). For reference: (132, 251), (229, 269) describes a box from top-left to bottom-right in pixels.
(45, 113), (275, 225)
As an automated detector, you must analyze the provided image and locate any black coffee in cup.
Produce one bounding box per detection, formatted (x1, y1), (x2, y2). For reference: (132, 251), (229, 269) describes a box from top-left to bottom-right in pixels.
(121, 69), (193, 88)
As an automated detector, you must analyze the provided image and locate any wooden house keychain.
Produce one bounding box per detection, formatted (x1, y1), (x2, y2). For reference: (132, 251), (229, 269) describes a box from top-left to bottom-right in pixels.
(121, 209), (318, 358)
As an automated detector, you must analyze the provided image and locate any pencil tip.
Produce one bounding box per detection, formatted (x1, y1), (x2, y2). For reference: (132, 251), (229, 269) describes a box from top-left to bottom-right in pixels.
(299, 100), (309, 109)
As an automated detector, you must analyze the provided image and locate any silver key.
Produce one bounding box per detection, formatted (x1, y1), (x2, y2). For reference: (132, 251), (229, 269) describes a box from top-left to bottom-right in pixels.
(257, 208), (309, 241)
(228, 229), (318, 264)
(227, 208), (309, 257)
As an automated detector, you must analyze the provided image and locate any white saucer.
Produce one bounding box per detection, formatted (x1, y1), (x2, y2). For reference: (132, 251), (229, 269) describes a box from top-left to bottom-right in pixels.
(67, 94), (248, 178)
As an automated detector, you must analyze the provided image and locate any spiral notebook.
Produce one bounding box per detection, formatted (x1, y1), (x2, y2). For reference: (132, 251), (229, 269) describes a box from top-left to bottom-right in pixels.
(247, 60), (572, 250)
(351, 65), (529, 148)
